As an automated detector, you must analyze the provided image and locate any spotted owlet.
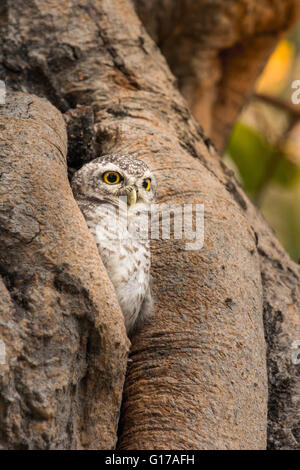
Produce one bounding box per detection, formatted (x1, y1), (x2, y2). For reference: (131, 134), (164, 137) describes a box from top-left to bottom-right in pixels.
(71, 154), (156, 336)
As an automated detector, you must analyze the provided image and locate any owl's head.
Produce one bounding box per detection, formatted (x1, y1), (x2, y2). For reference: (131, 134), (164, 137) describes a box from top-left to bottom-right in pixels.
(71, 154), (156, 208)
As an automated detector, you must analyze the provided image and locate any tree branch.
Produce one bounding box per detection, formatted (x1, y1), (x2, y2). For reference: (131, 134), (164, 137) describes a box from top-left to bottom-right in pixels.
(254, 92), (300, 120)
(133, 0), (300, 151)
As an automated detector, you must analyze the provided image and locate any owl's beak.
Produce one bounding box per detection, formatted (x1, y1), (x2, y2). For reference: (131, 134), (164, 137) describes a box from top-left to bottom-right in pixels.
(127, 188), (137, 207)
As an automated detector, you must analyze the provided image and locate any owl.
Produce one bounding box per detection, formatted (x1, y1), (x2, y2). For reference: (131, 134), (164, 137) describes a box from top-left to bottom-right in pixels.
(71, 154), (156, 336)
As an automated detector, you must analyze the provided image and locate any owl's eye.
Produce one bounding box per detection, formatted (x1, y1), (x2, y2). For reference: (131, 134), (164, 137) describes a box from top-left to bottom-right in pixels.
(103, 171), (121, 184)
(143, 178), (151, 191)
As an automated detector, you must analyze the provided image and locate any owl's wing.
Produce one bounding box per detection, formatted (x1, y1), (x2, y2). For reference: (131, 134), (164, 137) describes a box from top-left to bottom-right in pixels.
(128, 281), (154, 337)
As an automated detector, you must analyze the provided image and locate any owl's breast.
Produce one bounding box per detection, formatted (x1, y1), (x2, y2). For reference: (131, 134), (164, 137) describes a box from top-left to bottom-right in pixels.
(84, 203), (151, 329)
(100, 235), (150, 321)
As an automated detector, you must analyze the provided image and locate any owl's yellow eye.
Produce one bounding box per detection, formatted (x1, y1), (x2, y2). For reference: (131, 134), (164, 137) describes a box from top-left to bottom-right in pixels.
(103, 171), (121, 184)
(143, 178), (151, 191)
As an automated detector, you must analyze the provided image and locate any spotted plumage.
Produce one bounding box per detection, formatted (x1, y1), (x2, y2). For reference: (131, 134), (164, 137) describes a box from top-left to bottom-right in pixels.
(72, 154), (156, 335)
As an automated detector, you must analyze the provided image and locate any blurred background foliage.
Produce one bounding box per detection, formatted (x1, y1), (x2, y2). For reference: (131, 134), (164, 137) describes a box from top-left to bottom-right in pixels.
(225, 24), (300, 263)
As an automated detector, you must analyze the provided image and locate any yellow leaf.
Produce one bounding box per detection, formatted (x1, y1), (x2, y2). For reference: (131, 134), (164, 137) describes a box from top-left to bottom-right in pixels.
(256, 40), (295, 95)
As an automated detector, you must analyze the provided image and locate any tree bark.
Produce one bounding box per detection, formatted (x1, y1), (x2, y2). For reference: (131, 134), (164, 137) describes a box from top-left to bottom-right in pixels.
(134, 0), (300, 151)
(0, 92), (128, 449)
(0, 0), (299, 450)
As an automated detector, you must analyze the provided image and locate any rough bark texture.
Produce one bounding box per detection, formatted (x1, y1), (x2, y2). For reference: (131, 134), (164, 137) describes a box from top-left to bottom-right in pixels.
(250, 211), (300, 450)
(0, 0), (299, 450)
(0, 93), (129, 449)
(134, 0), (300, 151)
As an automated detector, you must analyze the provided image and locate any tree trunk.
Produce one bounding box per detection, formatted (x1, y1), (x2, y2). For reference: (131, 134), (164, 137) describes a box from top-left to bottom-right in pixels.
(134, 0), (300, 151)
(0, 0), (299, 450)
(0, 92), (129, 449)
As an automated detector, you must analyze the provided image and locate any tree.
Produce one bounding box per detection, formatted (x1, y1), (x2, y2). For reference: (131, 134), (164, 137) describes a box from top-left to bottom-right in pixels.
(0, 0), (299, 450)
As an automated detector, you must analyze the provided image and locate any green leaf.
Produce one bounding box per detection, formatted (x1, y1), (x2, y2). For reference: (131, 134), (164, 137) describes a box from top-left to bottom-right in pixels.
(226, 122), (274, 198)
(272, 157), (300, 187)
